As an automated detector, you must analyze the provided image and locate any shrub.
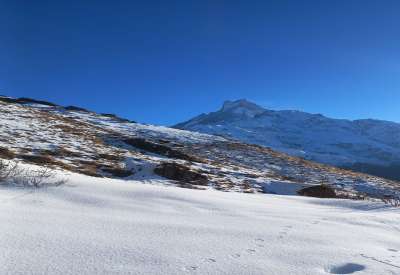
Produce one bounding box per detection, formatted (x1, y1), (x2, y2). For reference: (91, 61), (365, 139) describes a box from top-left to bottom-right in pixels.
(382, 196), (400, 207)
(0, 160), (66, 188)
(0, 160), (16, 182)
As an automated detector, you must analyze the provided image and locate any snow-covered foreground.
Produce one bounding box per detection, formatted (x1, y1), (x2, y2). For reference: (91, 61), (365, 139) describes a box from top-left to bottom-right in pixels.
(1, 173), (400, 275)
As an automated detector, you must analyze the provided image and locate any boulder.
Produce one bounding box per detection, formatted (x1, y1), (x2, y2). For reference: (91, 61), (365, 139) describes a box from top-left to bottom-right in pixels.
(297, 184), (337, 198)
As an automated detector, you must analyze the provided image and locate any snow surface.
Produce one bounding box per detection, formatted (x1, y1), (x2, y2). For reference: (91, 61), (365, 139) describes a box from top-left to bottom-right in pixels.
(1, 169), (399, 275)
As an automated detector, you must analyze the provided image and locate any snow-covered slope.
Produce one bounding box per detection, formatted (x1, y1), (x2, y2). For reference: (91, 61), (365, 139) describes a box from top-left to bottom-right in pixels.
(175, 99), (400, 180)
(0, 96), (399, 200)
(1, 170), (399, 275)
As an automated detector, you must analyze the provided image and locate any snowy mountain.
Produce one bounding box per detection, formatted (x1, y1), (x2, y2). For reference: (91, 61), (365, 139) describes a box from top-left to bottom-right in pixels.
(175, 99), (400, 180)
(0, 96), (399, 200)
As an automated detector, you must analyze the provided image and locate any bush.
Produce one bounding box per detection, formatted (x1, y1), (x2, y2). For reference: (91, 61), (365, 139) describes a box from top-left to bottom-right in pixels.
(0, 160), (16, 182)
(382, 196), (400, 207)
(0, 160), (66, 188)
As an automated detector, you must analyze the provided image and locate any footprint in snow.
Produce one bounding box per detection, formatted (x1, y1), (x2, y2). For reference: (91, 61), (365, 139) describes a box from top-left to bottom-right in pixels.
(388, 248), (399, 253)
(360, 253), (400, 269)
(278, 226), (292, 239)
(254, 238), (265, 247)
(327, 263), (366, 274)
(184, 266), (198, 271)
(205, 258), (216, 263)
(246, 249), (256, 254)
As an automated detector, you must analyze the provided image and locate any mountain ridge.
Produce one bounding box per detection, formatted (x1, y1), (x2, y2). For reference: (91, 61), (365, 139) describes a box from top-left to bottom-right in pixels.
(175, 99), (400, 180)
(177, 98), (400, 127)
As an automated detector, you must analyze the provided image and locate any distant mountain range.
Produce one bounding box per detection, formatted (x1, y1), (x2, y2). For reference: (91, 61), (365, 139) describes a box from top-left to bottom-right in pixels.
(175, 99), (400, 181)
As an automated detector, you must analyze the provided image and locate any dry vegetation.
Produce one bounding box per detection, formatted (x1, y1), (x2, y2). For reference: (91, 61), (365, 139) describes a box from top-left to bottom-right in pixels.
(0, 160), (65, 187)
(382, 196), (400, 207)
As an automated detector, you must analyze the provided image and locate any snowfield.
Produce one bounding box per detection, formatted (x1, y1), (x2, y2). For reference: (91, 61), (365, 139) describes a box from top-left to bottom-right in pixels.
(1, 171), (399, 275)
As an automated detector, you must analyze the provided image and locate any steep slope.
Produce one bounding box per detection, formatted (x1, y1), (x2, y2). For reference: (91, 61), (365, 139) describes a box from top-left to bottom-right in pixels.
(0, 96), (399, 200)
(175, 99), (400, 180)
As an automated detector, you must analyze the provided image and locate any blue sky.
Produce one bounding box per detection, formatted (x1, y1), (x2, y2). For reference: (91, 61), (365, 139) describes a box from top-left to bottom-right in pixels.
(1, 0), (400, 125)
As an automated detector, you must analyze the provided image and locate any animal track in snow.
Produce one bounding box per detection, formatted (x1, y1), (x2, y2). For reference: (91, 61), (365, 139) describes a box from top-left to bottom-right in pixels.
(255, 238), (265, 247)
(230, 253), (241, 259)
(183, 265), (198, 271)
(360, 253), (400, 269)
(246, 249), (256, 254)
(278, 225), (292, 239)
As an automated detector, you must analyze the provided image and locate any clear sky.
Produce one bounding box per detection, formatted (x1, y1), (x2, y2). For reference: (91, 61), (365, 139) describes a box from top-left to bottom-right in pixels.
(1, 0), (400, 125)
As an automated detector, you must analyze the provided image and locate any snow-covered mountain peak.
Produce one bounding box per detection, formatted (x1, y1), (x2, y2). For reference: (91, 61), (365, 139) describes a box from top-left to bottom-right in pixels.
(220, 99), (266, 117)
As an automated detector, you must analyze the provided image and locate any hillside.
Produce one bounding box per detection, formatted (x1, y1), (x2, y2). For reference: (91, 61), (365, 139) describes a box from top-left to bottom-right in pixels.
(0, 96), (399, 200)
(175, 99), (400, 181)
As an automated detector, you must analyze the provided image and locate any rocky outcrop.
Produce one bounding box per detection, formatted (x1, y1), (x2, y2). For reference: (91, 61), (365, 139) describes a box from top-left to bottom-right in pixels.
(154, 162), (208, 186)
(65, 106), (91, 112)
(297, 184), (337, 198)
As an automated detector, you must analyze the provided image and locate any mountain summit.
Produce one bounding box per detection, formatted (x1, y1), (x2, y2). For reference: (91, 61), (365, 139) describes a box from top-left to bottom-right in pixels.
(175, 99), (400, 180)
(174, 99), (267, 129)
(220, 99), (266, 118)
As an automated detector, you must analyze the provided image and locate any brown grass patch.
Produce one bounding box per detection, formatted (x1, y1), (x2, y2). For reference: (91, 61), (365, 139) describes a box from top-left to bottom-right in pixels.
(0, 147), (15, 159)
(101, 167), (133, 178)
(19, 154), (58, 166)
